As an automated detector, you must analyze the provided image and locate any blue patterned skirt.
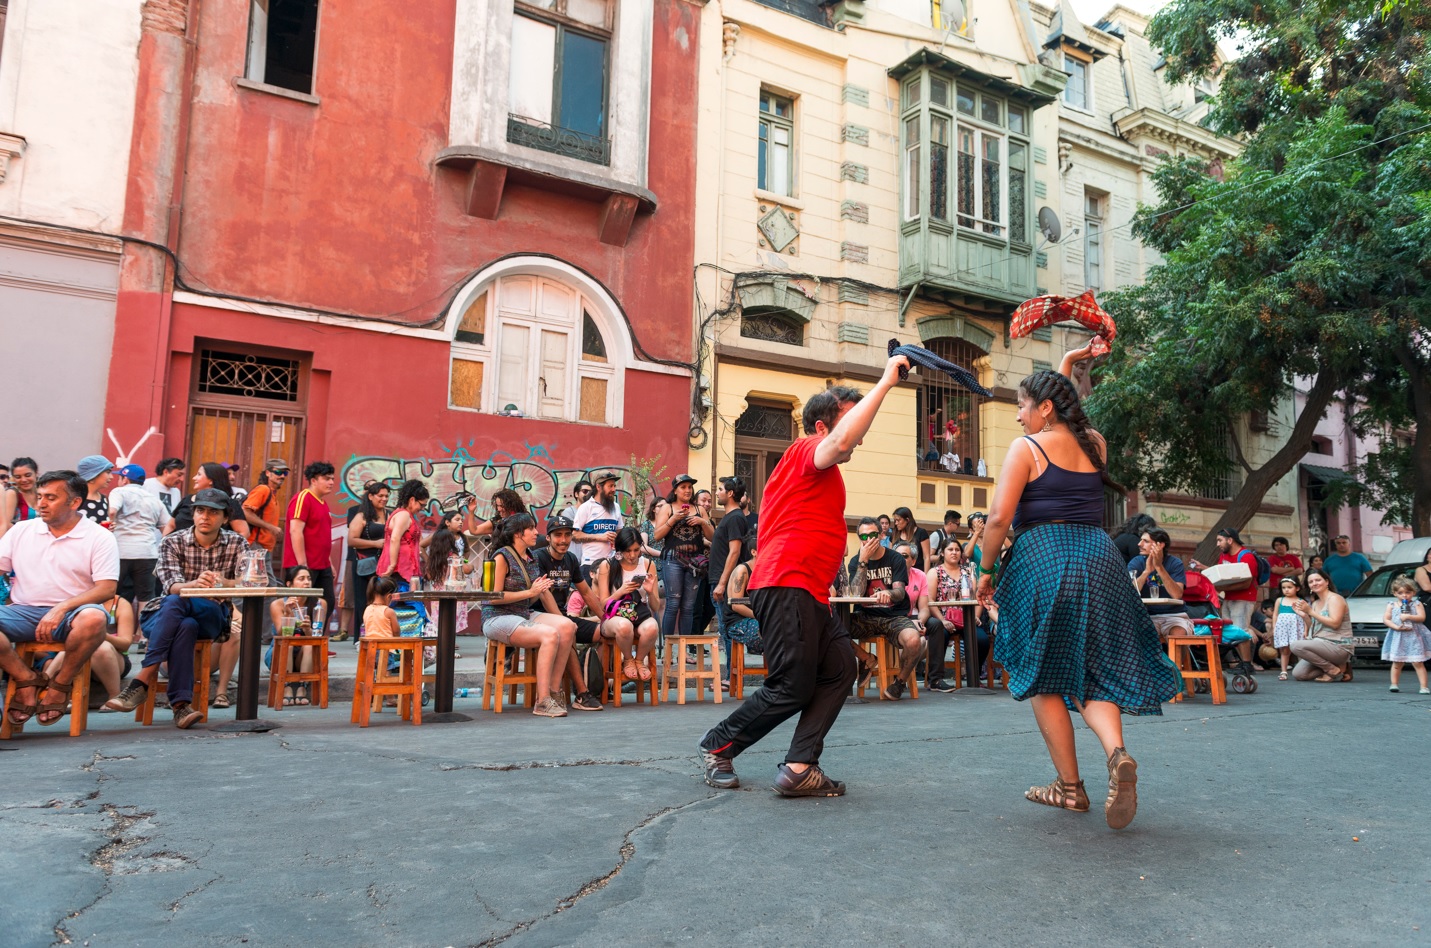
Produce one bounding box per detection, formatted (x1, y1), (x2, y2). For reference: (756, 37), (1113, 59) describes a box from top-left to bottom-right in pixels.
(993, 523), (1181, 715)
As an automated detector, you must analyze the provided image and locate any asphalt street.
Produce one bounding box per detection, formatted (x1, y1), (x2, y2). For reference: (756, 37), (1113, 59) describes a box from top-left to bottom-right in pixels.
(1, 670), (1427, 947)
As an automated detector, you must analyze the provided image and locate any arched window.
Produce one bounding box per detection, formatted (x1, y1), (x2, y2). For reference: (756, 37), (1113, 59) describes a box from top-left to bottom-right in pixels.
(448, 271), (620, 425)
(915, 337), (986, 475)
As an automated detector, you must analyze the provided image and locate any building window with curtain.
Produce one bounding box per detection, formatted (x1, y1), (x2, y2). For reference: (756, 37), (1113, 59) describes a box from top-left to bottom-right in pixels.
(508, 0), (612, 165)
(1084, 190), (1105, 293)
(758, 91), (795, 196)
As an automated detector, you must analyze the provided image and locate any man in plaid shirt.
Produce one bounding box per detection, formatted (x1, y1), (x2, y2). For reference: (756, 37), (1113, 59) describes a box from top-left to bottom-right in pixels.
(106, 488), (245, 727)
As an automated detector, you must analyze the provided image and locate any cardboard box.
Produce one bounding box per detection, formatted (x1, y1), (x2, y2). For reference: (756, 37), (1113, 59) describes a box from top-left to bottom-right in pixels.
(1201, 561), (1254, 590)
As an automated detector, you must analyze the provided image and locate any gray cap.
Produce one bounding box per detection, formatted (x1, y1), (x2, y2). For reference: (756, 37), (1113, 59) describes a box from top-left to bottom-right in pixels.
(191, 487), (231, 511)
(77, 455), (114, 481)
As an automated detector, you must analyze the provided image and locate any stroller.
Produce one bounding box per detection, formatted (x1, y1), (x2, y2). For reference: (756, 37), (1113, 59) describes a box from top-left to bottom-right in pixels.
(1182, 571), (1259, 694)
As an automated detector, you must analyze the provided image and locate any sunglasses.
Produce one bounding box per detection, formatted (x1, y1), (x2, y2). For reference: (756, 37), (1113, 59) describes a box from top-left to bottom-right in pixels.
(857, 532), (879, 541)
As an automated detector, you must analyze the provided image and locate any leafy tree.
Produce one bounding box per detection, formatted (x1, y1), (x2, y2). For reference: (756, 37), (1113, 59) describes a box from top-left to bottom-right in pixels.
(1087, 0), (1431, 559)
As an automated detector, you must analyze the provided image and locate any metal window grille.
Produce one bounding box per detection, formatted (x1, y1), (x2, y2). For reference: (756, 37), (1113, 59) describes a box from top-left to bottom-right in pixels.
(915, 338), (985, 475)
(1194, 424), (1241, 501)
(196, 349), (300, 402)
(734, 403), (795, 441)
(507, 114), (611, 165)
(739, 311), (804, 346)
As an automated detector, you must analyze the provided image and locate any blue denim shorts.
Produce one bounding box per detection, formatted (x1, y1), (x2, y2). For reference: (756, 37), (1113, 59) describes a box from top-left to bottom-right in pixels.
(0, 602), (110, 644)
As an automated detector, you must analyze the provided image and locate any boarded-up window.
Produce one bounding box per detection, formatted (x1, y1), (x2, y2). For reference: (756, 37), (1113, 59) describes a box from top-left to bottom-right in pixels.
(920, 483), (936, 505)
(580, 377), (607, 423)
(450, 359), (484, 410)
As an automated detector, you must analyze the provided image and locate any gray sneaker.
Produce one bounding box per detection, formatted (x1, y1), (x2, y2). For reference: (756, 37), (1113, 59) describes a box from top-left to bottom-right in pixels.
(532, 697), (567, 718)
(104, 679), (149, 712)
(702, 750), (740, 789)
(772, 763), (845, 797)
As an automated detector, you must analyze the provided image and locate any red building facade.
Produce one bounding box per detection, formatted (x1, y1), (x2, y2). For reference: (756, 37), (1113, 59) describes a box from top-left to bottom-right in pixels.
(106, 0), (699, 522)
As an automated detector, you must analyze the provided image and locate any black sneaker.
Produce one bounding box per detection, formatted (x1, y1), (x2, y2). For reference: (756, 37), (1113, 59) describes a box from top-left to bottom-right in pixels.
(701, 749), (740, 790)
(855, 661), (874, 695)
(572, 692), (603, 711)
(883, 679), (906, 701)
(773, 763), (846, 797)
(927, 678), (958, 693)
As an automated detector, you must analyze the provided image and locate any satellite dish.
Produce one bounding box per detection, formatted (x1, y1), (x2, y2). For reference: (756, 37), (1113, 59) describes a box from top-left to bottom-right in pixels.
(1038, 207), (1062, 243)
(938, 0), (966, 32)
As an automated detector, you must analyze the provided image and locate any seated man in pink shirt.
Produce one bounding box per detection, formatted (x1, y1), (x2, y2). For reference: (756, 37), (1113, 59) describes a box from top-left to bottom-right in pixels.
(0, 470), (119, 727)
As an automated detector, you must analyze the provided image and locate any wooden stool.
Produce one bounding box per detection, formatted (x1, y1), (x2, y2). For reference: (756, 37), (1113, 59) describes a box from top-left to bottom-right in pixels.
(483, 640), (539, 713)
(852, 637), (918, 700)
(136, 639), (214, 726)
(728, 641), (768, 699)
(267, 636), (331, 709)
(661, 635), (722, 705)
(352, 637), (425, 726)
(599, 641), (659, 706)
(1, 643), (92, 738)
(1167, 634), (1226, 705)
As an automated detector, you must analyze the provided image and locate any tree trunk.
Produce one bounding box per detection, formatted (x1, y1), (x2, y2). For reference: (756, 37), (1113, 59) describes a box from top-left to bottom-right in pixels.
(1394, 343), (1431, 537)
(1193, 370), (1340, 564)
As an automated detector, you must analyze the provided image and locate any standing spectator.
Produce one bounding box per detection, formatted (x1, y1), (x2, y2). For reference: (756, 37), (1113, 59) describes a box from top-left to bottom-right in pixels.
(104, 488), (245, 727)
(740, 493), (757, 538)
(241, 459), (290, 571)
(1288, 567), (1354, 682)
(1110, 513), (1157, 565)
(1381, 577), (1429, 694)
(1323, 534), (1373, 597)
(1127, 528), (1194, 640)
(573, 472), (624, 573)
(0, 470), (118, 728)
(144, 457), (185, 513)
(377, 479), (431, 627)
(224, 463), (248, 501)
(1195, 528), (1262, 668)
(891, 506), (932, 572)
(559, 479), (592, 563)
(928, 510), (961, 563)
(924, 538), (976, 692)
(691, 488), (717, 634)
(709, 477), (749, 607)
(1414, 548), (1431, 612)
(639, 497), (669, 559)
(107, 464), (172, 608)
(346, 481), (389, 639)
(877, 514), (894, 548)
(1308, 553), (1326, 572)
(0, 462), (10, 544)
(976, 368), (1179, 830)
(1266, 537), (1304, 585)
(847, 517), (926, 701)
(463, 488), (526, 540)
(1270, 577), (1308, 680)
(653, 474), (714, 641)
(282, 461), (338, 622)
(76, 456), (114, 523)
(4, 457), (41, 529)
(171, 464), (250, 540)
(963, 511), (988, 565)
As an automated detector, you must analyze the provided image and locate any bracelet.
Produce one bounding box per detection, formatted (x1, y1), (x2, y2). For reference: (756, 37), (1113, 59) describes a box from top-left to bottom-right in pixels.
(977, 564), (997, 576)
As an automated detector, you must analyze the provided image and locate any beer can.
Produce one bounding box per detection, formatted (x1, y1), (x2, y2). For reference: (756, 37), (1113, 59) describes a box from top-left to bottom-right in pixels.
(482, 561), (495, 592)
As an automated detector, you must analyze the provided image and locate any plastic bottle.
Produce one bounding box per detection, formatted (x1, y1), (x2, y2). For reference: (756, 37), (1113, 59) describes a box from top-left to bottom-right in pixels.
(455, 687), (481, 698)
(410, 574), (422, 593)
(311, 600), (327, 638)
(958, 567), (972, 600)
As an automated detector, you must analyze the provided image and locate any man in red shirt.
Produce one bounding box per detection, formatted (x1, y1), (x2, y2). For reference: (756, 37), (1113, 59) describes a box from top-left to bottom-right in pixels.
(700, 353), (910, 797)
(282, 461), (337, 622)
(1199, 528), (1261, 668)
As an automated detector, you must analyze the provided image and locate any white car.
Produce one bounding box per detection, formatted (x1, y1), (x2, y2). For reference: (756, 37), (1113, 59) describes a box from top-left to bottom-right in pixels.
(1345, 538), (1431, 662)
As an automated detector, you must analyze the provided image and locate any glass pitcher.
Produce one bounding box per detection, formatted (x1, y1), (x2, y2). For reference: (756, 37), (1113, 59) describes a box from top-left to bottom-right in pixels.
(445, 554), (464, 591)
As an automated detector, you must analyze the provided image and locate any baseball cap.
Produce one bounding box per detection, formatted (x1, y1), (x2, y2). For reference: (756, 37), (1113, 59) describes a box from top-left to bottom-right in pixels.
(191, 487), (231, 510)
(77, 455), (114, 481)
(672, 474), (698, 487)
(264, 458), (290, 474)
(224, 462), (242, 472)
(547, 515), (575, 533)
(594, 471), (619, 485)
(118, 464), (147, 482)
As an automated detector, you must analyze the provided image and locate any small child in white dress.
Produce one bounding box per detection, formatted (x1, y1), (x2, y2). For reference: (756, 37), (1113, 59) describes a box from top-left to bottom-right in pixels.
(1381, 577), (1430, 694)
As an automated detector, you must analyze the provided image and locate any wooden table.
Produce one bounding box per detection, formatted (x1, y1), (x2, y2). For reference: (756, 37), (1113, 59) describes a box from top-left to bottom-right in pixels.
(181, 586), (321, 732)
(929, 599), (996, 693)
(1142, 598), (1185, 607)
(392, 588), (500, 723)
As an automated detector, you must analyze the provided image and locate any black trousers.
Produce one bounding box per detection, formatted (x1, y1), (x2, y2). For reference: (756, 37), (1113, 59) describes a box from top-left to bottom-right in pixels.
(924, 615), (990, 682)
(116, 558), (157, 605)
(701, 586), (856, 766)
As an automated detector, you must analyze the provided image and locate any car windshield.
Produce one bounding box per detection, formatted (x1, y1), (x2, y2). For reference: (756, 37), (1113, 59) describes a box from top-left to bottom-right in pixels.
(1350, 564), (1417, 598)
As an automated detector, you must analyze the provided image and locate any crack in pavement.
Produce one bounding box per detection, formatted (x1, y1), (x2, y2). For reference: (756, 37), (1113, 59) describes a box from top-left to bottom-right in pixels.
(469, 795), (718, 947)
(168, 874), (221, 913)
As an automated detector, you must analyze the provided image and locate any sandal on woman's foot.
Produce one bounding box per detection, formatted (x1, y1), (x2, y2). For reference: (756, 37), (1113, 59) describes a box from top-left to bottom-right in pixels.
(637, 661), (653, 681)
(1277, 671), (1289, 681)
(36, 679), (74, 727)
(1105, 748), (1138, 830)
(5, 672), (47, 726)
(1341, 667), (1354, 682)
(622, 659), (640, 681)
(296, 685), (311, 706)
(211, 692), (232, 709)
(1025, 777), (1090, 813)
(283, 686), (296, 707)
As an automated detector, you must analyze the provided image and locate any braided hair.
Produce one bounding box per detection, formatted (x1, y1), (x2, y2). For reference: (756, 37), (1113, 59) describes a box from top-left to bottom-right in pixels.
(1018, 370), (1105, 473)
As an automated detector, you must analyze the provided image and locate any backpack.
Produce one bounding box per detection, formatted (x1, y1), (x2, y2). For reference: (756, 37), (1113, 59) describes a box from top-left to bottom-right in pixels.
(1238, 548), (1271, 586)
(579, 645), (604, 697)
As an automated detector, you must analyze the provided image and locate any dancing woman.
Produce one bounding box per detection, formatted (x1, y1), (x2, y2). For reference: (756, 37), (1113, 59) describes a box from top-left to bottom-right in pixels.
(975, 368), (1179, 829)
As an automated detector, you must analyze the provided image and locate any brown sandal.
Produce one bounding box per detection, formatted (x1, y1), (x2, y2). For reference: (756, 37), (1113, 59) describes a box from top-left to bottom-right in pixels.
(5, 672), (48, 725)
(1025, 777), (1090, 812)
(1105, 748), (1138, 829)
(36, 677), (74, 727)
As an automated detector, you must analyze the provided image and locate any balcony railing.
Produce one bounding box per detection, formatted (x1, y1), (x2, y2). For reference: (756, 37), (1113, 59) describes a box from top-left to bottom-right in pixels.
(507, 114), (611, 166)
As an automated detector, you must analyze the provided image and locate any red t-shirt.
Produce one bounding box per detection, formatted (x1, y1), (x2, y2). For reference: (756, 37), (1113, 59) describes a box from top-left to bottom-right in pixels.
(749, 435), (846, 605)
(1267, 552), (1302, 575)
(281, 488), (334, 570)
(1218, 548), (1260, 601)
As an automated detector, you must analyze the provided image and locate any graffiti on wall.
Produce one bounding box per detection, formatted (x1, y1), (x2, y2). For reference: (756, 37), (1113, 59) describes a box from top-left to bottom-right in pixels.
(340, 439), (643, 521)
